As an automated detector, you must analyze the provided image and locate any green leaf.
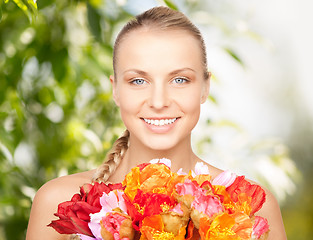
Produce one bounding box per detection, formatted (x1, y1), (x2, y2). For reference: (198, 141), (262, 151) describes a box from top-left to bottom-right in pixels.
(163, 0), (178, 10)
(224, 47), (244, 66)
(208, 95), (217, 104)
(87, 2), (102, 41)
(10, 0), (37, 22)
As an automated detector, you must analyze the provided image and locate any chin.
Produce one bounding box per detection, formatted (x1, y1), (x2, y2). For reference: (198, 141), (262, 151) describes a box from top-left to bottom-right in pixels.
(145, 143), (175, 151)
(141, 135), (184, 152)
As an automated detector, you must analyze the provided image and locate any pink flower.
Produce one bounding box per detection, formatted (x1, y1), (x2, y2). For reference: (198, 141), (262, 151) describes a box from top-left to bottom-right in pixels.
(252, 216), (270, 239)
(89, 190), (127, 239)
(191, 193), (223, 217)
(100, 190), (127, 214)
(101, 212), (133, 240)
(149, 158), (171, 168)
(79, 234), (96, 240)
(175, 179), (206, 197)
(169, 203), (184, 215)
(177, 168), (187, 175)
(212, 170), (237, 187)
(194, 162), (210, 175)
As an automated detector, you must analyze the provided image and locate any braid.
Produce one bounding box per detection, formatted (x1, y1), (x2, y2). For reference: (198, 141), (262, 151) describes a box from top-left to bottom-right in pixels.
(92, 130), (130, 182)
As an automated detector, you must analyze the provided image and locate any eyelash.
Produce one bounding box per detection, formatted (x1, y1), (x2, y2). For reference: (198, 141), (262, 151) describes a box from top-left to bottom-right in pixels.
(129, 76), (190, 85)
(129, 78), (147, 85)
(172, 77), (189, 84)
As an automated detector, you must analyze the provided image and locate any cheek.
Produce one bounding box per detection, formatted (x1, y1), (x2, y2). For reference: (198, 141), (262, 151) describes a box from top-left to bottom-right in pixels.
(174, 88), (202, 128)
(176, 86), (203, 111)
(185, 101), (201, 121)
(117, 88), (143, 117)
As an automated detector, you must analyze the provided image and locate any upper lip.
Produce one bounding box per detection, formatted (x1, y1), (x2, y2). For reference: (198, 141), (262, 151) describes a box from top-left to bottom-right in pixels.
(141, 117), (180, 120)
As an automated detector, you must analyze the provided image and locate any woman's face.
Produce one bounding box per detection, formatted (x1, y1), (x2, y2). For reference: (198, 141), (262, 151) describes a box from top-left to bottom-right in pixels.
(112, 29), (209, 150)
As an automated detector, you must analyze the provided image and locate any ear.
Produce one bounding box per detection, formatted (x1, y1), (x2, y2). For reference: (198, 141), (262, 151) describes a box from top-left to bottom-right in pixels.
(201, 72), (211, 104)
(110, 75), (120, 107)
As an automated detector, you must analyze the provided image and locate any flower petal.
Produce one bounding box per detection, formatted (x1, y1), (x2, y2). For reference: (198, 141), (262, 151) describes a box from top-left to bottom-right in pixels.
(150, 158), (171, 168)
(252, 216), (270, 239)
(212, 170), (237, 187)
(194, 162), (210, 175)
(226, 176), (266, 215)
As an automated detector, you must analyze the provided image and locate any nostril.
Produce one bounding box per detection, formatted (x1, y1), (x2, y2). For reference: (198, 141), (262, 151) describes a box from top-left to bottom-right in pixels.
(148, 90), (170, 109)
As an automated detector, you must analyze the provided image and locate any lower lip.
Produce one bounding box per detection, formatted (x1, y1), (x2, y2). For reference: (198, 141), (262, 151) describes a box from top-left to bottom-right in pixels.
(142, 119), (179, 134)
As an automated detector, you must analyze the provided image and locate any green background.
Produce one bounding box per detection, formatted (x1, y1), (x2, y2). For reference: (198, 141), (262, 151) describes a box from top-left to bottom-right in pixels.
(0, 0), (312, 239)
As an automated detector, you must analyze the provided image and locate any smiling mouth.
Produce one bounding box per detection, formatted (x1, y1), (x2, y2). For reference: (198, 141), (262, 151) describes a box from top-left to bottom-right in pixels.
(142, 117), (178, 126)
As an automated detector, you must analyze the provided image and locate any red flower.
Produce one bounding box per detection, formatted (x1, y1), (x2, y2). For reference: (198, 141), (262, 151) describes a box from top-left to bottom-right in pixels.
(226, 176), (266, 215)
(124, 190), (176, 231)
(48, 182), (123, 236)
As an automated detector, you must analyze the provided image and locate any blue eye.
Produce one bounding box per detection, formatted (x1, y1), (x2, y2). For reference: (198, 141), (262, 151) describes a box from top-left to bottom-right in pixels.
(130, 78), (146, 85)
(173, 77), (188, 84)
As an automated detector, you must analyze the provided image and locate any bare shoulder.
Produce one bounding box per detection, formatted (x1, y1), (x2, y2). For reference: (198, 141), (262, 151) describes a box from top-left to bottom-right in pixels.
(38, 170), (95, 198)
(26, 170), (96, 240)
(255, 185), (287, 240)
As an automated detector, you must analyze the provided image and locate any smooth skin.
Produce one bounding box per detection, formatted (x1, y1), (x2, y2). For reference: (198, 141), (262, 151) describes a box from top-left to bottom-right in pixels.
(26, 29), (287, 240)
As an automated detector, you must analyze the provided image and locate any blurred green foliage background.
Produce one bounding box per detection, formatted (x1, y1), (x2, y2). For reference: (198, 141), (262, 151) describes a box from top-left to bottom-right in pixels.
(0, 0), (312, 239)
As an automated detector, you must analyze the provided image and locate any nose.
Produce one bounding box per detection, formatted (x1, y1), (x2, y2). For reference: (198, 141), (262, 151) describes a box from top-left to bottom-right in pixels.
(148, 83), (170, 109)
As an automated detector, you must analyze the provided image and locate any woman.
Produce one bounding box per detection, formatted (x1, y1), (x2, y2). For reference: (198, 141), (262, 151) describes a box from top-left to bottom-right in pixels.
(26, 6), (287, 240)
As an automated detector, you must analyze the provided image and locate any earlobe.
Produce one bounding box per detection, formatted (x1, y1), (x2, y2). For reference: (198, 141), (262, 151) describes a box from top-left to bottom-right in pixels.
(110, 75), (120, 107)
(201, 72), (211, 104)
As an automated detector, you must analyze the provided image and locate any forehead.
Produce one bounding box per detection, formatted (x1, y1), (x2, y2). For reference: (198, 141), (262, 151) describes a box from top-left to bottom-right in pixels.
(115, 29), (203, 74)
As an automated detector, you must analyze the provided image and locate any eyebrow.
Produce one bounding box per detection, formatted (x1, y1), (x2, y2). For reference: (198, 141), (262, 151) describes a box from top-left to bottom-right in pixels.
(123, 67), (196, 76)
(169, 68), (196, 76)
(123, 69), (149, 76)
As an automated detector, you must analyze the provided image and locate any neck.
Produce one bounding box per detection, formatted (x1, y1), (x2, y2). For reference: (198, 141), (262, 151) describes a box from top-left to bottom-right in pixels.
(121, 134), (199, 173)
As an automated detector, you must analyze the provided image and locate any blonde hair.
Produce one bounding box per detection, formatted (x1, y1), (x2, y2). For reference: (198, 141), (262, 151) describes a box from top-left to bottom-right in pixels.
(93, 6), (209, 183)
(113, 6), (209, 80)
(92, 130), (129, 182)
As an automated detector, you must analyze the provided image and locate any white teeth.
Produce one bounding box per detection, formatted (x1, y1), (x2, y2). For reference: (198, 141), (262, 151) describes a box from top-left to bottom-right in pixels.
(143, 118), (177, 126)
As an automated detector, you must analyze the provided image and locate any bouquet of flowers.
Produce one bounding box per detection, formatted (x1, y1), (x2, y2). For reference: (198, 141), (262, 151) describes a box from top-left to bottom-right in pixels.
(48, 158), (270, 239)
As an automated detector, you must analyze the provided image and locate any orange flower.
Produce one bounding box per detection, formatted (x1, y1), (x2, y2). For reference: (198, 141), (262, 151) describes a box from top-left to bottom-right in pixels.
(123, 167), (141, 202)
(198, 206), (253, 239)
(231, 212), (253, 239)
(199, 213), (240, 240)
(213, 185), (252, 216)
(212, 185), (232, 205)
(161, 203), (190, 235)
(140, 215), (187, 240)
(140, 163), (174, 193)
(192, 174), (212, 187)
(123, 163), (175, 202)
